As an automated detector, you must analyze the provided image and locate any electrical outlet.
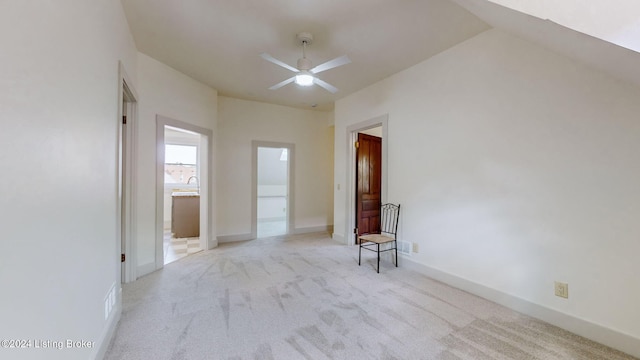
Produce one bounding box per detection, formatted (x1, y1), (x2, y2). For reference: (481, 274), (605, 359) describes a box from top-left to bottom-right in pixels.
(554, 281), (568, 299)
(104, 284), (116, 320)
(412, 243), (419, 253)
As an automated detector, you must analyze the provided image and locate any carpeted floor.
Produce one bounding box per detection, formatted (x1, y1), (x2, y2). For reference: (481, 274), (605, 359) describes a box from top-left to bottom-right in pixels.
(105, 232), (637, 360)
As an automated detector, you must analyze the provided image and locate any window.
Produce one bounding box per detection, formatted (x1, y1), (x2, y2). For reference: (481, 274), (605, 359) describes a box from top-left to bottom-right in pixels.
(165, 144), (197, 184)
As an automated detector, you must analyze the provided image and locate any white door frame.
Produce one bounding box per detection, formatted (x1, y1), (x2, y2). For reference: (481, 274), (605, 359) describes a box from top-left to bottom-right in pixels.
(117, 62), (138, 283)
(345, 114), (388, 245)
(251, 141), (295, 239)
(155, 116), (214, 270)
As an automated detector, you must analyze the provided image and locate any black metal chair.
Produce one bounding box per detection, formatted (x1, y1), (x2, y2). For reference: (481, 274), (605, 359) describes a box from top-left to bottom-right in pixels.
(358, 203), (400, 273)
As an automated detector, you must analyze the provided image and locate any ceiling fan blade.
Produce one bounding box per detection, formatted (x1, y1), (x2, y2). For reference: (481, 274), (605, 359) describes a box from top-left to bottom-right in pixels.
(310, 55), (351, 74)
(313, 78), (338, 94)
(260, 53), (299, 73)
(269, 76), (296, 90)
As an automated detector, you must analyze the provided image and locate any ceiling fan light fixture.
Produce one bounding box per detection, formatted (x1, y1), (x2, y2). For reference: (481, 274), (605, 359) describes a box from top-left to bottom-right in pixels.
(295, 72), (314, 86)
(262, 32), (349, 93)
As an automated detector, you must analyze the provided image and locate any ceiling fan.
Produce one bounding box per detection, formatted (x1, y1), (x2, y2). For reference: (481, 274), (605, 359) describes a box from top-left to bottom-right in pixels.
(260, 32), (351, 94)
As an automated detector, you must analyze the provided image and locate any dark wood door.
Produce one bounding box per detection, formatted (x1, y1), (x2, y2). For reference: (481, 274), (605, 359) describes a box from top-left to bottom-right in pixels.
(356, 133), (382, 243)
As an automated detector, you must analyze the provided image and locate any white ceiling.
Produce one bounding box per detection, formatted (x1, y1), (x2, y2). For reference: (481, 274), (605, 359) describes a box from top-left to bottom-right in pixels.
(121, 0), (640, 112)
(121, 0), (489, 111)
(480, 0), (640, 53)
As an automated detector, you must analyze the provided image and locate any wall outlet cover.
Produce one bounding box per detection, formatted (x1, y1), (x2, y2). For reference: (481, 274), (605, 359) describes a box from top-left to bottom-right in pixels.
(554, 281), (568, 299)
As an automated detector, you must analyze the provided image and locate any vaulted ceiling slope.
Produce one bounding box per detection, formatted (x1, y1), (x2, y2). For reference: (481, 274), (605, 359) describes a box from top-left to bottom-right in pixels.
(481, 0), (640, 54)
(454, 0), (640, 90)
(120, 0), (489, 110)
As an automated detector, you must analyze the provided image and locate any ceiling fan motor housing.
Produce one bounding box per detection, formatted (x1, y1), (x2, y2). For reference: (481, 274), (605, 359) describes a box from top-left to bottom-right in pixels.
(297, 32), (313, 45)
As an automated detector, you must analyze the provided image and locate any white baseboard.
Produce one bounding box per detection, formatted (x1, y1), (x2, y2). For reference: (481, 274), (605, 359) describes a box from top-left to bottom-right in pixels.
(402, 258), (640, 359)
(292, 225), (333, 235)
(218, 227), (334, 244)
(217, 233), (253, 243)
(332, 233), (346, 244)
(92, 289), (122, 360)
(136, 262), (156, 278)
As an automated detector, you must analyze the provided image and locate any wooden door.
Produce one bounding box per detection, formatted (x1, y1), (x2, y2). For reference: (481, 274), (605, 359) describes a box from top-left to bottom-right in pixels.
(356, 133), (382, 242)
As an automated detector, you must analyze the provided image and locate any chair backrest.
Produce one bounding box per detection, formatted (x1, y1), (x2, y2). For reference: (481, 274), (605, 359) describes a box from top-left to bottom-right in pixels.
(379, 203), (400, 238)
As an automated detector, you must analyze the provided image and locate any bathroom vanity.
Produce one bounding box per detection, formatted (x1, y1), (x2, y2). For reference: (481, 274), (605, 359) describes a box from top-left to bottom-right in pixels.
(171, 193), (200, 238)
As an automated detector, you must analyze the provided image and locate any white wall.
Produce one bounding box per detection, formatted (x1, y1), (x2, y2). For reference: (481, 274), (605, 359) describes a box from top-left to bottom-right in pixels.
(217, 97), (334, 238)
(334, 29), (640, 356)
(0, 1), (137, 359)
(258, 147), (287, 186)
(136, 53), (217, 275)
(257, 197), (287, 220)
(359, 126), (383, 138)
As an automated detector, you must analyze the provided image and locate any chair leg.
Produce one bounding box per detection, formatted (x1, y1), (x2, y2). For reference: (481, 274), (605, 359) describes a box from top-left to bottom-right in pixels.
(358, 240), (361, 266)
(395, 240), (398, 267)
(377, 243), (380, 273)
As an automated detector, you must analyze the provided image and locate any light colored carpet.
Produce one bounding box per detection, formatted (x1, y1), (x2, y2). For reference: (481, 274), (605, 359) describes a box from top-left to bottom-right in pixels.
(105, 232), (637, 360)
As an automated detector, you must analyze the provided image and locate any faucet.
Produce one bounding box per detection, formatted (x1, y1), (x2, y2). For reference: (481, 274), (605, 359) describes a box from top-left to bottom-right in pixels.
(187, 176), (199, 193)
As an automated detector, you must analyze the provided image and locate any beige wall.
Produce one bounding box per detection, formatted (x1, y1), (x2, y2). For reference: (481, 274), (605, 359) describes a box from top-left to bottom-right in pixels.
(334, 29), (640, 356)
(217, 97), (334, 239)
(136, 53), (218, 275)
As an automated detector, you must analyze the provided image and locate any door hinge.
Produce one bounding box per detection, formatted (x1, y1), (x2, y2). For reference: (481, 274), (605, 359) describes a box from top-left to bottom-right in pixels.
(354, 141), (359, 148)
(122, 115), (127, 125)
(354, 228), (358, 234)
(121, 254), (125, 263)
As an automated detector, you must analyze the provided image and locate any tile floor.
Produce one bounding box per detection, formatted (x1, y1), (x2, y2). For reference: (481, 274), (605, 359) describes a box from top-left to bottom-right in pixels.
(163, 230), (202, 264)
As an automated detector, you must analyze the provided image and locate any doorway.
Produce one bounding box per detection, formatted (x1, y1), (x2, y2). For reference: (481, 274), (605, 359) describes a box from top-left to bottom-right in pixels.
(162, 127), (202, 264)
(346, 115), (388, 245)
(251, 141), (295, 239)
(257, 147), (289, 237)
(155, 116), (214, 270)
(118, 63), (138, 284)
(356, 131), (382, 242)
